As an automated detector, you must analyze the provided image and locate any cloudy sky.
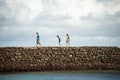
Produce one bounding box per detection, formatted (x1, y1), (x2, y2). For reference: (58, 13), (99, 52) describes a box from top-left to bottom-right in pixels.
(0, 0), (120, 47)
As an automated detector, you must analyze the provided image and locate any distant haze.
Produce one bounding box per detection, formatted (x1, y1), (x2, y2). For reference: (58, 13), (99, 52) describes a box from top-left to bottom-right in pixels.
(0, 0), (120, 47)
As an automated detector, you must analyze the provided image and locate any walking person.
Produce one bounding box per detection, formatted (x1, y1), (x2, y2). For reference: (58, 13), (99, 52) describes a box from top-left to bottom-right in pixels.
(57, 35), (61, 46)
(66, 34), (70, 47)
(36, 32), (41, 48)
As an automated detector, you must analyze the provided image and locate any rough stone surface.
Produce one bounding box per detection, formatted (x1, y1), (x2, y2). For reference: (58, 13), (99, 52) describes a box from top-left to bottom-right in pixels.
(0, 47), (120, 72)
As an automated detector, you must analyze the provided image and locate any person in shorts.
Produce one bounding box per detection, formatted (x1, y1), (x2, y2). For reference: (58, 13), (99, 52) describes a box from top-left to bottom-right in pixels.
(66, 34), (70, 46)
(36, 32), (41, 48)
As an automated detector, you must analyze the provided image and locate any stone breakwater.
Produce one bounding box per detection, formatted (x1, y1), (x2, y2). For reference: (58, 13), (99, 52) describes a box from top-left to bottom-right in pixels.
(0, 47), (120, 72)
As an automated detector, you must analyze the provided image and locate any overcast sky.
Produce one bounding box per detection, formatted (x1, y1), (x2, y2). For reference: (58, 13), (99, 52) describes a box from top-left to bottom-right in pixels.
(0, 0), (120, 47)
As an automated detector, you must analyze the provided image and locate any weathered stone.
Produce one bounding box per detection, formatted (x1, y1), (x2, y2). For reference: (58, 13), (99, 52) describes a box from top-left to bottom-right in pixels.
(0, 47), (120, 72)
(0, 64), (4, 68)
(30, 64), (33, 67)
(69, 54), (73, 58)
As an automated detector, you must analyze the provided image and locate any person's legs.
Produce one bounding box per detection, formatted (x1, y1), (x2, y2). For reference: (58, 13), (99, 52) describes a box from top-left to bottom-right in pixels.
(59, 42), (61, 46)
(36, 40), (38, 48)
(68, 42), (70, 46)
(36, 40), (42, 48)
(66, 40), (68, 47)
(66, 40), (70, 47)
(66, 40), (67, 46)
(38, 41), (42, 47)
(59, 42), (60, 46)
(68, 40), (70, 46)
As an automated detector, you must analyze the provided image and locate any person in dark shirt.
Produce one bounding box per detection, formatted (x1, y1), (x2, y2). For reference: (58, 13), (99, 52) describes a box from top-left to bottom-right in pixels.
(36, 32), (41, 48)
(57, 35), (61, 46)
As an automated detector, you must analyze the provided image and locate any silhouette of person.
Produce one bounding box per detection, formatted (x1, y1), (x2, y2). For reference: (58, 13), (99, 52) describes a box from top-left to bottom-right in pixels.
(66, 34), (70, 46)
(36, 32), (41, 48)
(57, 35), (61, 46)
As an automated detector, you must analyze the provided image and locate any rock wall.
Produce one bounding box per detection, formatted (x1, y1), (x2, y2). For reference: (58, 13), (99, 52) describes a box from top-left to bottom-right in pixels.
(0, 47), (120, 72)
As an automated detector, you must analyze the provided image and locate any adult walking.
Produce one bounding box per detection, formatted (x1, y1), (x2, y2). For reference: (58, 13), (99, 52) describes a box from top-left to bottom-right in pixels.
(66, 34), (70, 46)
(36, 32), (41, 48)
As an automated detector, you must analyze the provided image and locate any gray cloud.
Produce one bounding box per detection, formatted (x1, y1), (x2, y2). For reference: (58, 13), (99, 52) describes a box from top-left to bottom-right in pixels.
(0, 0), (120, 46)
